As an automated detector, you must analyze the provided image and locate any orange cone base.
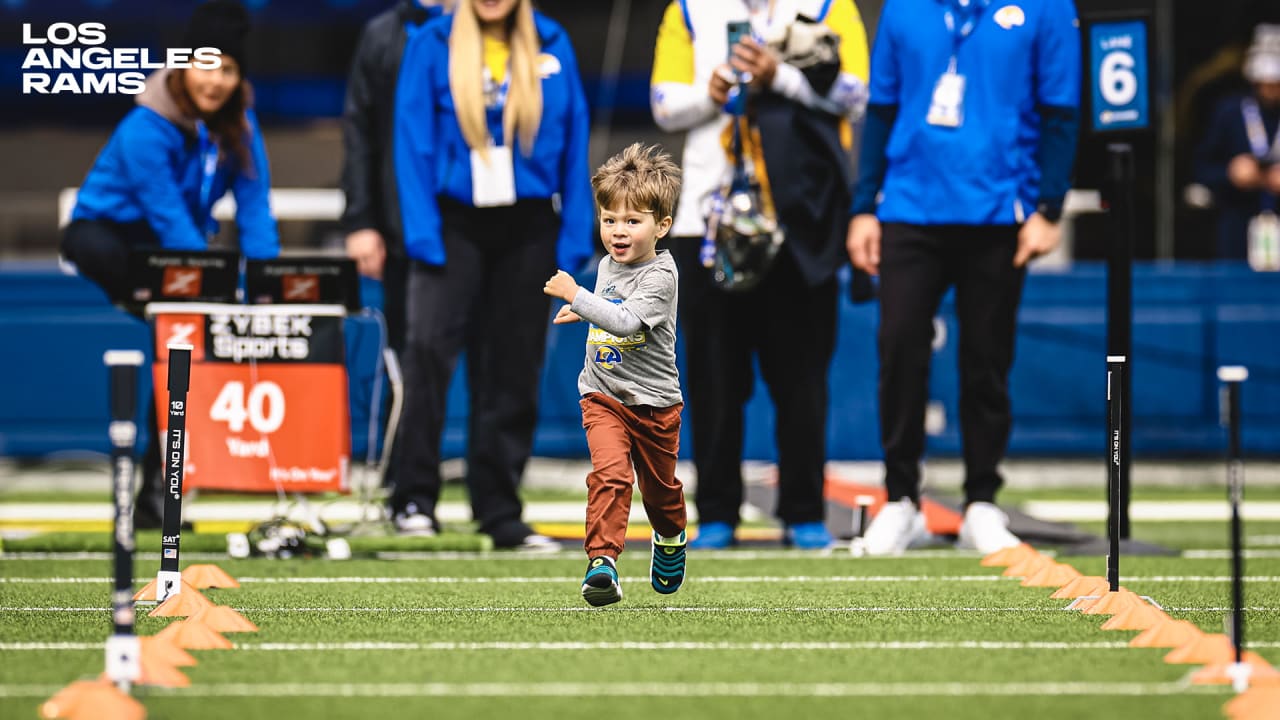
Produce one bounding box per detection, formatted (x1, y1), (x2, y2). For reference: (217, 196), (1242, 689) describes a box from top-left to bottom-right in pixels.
(40, 679), (114, 719)
(1021, 562), (1082, 588)
(1051, 576), (1109, 600)
(189, 604), (259, 633)
(1225, 683), (1280, 720)
(1081, 589), (1144, 616)
(1191, 654), (1280, 686)
(155, 619), (234, 650)
(182, 564), (240, 589)
(1002, 553), (1053, 578)
(1165, 633), (1236, 664)
(139, 636), (198, 667)
(147, 583), (213, 618)
(981, 543), (1037, 567)
(59, 681), (146, 720)
(1130, 619), (1204, 648)
(132, 580), (157, 602)
(99, 651), (189, 689)
(1100, 603), (1170, 631)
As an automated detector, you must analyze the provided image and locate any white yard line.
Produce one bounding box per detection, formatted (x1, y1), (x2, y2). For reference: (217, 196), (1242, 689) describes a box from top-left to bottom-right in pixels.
(0, 640), (1158, 651)
(3, 575), (1280, 585)
(4, 605), (1275, 613)
(1023, 500), (1280, 522)
(0, 681), (1226, 698)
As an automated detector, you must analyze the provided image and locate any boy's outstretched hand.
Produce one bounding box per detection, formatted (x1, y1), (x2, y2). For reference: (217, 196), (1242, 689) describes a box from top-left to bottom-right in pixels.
(544, 270), (580, 303)
(553, 306), (581, 324)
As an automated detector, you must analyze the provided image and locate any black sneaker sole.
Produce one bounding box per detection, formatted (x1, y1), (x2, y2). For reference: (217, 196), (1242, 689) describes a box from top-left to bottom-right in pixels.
(581, 579), (623, 607)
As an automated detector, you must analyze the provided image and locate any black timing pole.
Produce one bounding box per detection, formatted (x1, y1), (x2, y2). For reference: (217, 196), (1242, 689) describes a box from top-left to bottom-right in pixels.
(156, 343), (192, 603)
(1106, 355), (1126, 593)
(104, 350), (144, 690)
(1218, 366), (1248, 675)
(1106, 143), (1135, 540)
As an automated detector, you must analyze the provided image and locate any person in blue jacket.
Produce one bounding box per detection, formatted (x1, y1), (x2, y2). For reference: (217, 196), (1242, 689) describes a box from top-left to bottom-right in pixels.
(392, 0), (593, 548)
(61, 0), (278, 528)
(845, 0), (1080, 555)
(62, 0), (278, 305)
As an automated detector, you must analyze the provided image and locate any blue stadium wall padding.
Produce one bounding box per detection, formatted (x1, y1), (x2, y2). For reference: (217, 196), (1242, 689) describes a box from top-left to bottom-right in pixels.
(2, 261), (1278, 461)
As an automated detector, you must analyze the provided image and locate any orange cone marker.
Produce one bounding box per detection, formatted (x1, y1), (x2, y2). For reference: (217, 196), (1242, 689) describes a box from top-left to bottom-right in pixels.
(1002, 552), (1053, 578)
(1165, 633), (1237, 665)
(1191, 653), (1280, 686)
(980, 543), (1036, 567)
(155, 619), (234, 650)
(147, 583), (213, 618)
(1129, 618), (1204, 648)
(1100, 603), (1169, 631)
(1080, 588), (1144, 615)
(189, 604), (259, 633)
(1021, 562), (1081, 588)
(181, 564), (240, 589)
(1051, 575), (1108, 600)
(139, 635), (197, 667)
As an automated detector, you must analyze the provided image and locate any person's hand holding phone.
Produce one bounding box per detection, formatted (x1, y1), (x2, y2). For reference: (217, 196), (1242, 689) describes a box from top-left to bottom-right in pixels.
(730, 36), (778, 90)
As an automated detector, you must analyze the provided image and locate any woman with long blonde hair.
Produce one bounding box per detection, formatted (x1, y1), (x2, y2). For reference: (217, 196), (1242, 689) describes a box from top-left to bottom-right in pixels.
(391, 0), (592, 549)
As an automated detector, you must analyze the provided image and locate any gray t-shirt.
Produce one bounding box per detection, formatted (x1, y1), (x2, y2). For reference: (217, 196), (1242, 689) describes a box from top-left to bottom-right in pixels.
(571, 250), (681, 407)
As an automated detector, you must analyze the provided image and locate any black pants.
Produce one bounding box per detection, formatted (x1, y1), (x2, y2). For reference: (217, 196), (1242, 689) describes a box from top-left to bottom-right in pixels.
(878, 223), (1026, 506)
(61, 219), (161, 304)
(61, 219), (168, 523)
(391, 199), (559, 544)
(671, 237), (838, 527)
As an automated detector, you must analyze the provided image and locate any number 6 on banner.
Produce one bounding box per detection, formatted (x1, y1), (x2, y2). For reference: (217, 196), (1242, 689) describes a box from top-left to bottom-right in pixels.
(210, 380), (286, 433)
(1099, 51), (1136, 107)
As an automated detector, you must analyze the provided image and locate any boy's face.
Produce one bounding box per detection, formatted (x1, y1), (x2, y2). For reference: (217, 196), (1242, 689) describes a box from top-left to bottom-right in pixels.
(599, 203), (672, 265)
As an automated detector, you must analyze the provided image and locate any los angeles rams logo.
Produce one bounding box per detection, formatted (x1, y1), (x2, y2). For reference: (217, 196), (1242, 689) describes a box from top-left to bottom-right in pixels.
(994, 5), (1025, 29)
(594, 345), (623, 369)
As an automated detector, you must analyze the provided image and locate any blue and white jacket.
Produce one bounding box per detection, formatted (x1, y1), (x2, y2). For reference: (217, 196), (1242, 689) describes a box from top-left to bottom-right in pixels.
(394, 11), (594, 272)
(71, 68), (279, 258)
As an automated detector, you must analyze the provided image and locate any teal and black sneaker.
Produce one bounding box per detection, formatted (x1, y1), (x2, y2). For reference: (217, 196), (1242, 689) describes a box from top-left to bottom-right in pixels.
(581, 555), (622, 607)
(650, 530), (687, 594)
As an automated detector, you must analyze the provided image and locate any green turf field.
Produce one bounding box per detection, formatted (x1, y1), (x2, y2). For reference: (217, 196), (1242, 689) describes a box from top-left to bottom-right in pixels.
(2, 517), (1278, 720)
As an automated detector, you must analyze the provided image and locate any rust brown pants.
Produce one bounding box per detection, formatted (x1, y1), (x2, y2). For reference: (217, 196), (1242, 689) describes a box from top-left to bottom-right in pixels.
(580, 392), (686, 559)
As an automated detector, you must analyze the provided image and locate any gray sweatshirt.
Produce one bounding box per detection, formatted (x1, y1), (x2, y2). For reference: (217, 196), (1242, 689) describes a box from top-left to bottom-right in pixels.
(571, 250), (682, 407)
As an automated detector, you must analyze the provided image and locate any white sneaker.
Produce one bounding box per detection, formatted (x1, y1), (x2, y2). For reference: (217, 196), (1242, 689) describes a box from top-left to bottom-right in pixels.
(393, 506), (437, 537)
(514, 533), (561, 553)
(853, 498), (927, 556)
(956, 501), (1021, 554)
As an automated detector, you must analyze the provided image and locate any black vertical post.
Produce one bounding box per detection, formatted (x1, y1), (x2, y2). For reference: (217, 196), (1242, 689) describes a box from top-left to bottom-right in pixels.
(1106, 355), (1125, 593)
(156, 344), (192, 603)
(105, 349), (143, 689)
(1106, 143), (1135, 540)
(1218, 366), (1247, 667)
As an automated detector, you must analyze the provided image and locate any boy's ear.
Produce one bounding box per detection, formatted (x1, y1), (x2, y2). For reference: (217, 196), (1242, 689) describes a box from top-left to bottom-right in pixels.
(657, 215), (674, 238)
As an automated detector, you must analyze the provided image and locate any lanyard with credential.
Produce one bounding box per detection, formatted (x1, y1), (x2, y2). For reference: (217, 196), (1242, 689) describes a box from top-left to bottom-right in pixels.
(1242, 98), (1280, 161)
(196, 120), (219, 236)
(942, 0), (990, 73)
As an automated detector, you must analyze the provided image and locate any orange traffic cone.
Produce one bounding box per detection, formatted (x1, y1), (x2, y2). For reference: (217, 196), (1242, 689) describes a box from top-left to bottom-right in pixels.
(40, 678), (146, 720)
(147, 583), (213, 618)
(1130, 619), (1204, 648)
(1165, 633), (1236, 665)
(981, 543), (1036, 568)
(189, 604), (259, 633)
(181, 564), (240, 589)
(1100, 603), (1169, 631)
(154, 619), (234, 650)
(1080, 588), (1144, 616)
(139, 635), (197, 667)
(1021, 562), (1082, 588)
(1002, 552), (1053, 578)
(1191, 653), (1280, 686)
(1224, 680), (1280, 720)
(1051, 575), (1109, 600)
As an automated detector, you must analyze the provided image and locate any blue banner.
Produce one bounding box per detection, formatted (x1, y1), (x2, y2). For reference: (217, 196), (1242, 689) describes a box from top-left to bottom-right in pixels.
(1090, 19), (1149, 132)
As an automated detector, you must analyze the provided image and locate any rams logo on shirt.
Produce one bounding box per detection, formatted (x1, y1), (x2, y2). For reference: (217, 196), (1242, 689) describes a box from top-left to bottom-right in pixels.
(537, 53), (562, 79)
(994, 5), (1025, 29)
(594, 345), (623, 369)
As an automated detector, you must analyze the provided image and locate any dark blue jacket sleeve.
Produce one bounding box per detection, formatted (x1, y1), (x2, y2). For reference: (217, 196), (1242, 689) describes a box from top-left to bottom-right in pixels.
(394, 30), (444, 265)
(1036, 105), (1079, 211)
(553, 33), (595, 273)
(118, 112), (206, 250)
(849, 103), (897, 216)
(232, 110), (280, 258)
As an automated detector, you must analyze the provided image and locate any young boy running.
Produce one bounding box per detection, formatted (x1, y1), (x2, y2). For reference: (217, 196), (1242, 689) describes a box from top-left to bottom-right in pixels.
(543, 143), (685, 607)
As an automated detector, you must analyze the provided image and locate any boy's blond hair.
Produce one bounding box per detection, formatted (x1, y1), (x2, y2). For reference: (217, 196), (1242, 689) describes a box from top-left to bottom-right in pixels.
(591, 143), (681, 221)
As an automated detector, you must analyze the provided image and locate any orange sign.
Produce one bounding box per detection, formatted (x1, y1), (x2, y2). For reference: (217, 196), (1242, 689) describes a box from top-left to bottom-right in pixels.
(150, 303), (350, 494)
(162, 267), (203, 297)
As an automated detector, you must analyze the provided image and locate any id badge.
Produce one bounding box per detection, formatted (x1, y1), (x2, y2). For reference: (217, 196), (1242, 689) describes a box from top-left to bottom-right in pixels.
(926, 71), (965, 128)
(470, 145), (516, 207)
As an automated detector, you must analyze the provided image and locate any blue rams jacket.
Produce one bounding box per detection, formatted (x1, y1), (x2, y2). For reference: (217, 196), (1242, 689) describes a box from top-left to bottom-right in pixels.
(394, 11), (594, 272)
(71, 69), (279, 258)
(857, 0), (1080, 225)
